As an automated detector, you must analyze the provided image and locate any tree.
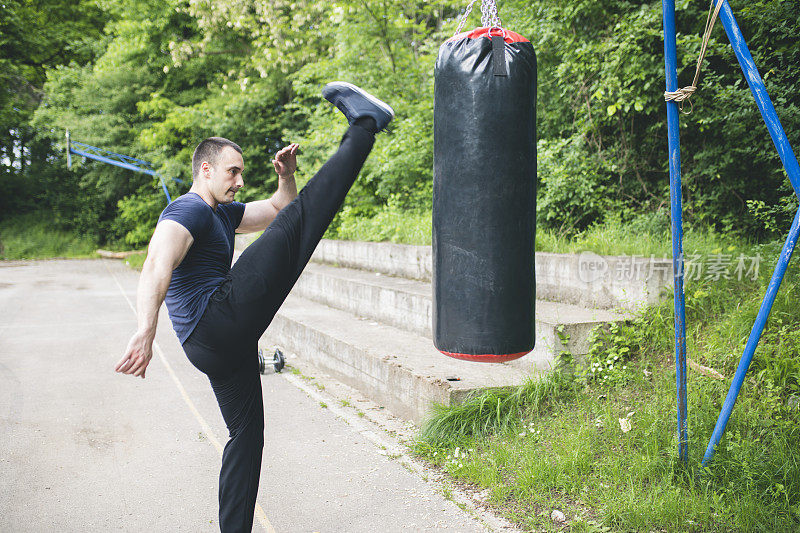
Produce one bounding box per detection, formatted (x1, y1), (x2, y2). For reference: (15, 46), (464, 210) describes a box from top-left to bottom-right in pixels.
(0, 0), (107, 218)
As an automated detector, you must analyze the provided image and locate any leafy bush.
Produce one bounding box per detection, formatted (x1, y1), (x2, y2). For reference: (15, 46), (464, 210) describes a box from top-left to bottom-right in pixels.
(114, 186), (169, 247)
(537, 136), (615, 234)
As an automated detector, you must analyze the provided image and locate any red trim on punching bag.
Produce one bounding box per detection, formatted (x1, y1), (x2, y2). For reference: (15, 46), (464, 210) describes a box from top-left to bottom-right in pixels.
(446, 27), (529, 44)
(438, 349), (531, 363)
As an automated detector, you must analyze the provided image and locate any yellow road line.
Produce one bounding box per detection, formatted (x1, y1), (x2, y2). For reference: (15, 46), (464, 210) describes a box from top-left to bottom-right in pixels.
(106, 261), (277, 533)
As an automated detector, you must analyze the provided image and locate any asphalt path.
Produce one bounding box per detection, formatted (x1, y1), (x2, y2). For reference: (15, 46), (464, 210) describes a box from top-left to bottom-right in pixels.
(0, 259), (491, 532)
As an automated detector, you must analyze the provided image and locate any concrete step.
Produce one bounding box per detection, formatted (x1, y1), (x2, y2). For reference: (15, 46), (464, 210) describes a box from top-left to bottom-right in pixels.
(307, 239), (671, 311)
(293, 262), (631, 372)
(293, 263), (430, 336)
(258, 294), (529, 424)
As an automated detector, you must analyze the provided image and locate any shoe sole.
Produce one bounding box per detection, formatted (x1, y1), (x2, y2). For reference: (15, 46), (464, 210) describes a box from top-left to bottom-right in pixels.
(323, 82), (395, 119)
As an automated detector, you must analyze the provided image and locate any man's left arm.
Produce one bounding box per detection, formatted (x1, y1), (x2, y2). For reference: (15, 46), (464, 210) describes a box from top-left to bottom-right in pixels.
(237, 143), (299, 233)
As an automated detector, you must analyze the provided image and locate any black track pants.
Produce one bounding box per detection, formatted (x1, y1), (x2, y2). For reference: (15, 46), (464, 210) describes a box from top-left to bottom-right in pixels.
(182, 124), (375, 532)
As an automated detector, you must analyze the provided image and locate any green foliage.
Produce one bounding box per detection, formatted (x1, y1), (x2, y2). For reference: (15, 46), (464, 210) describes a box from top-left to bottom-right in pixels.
(506, 0), (800, 238)
(537, 136), (614, 234)
(0, 0), (107, 220)
(8, 0), (800, 245)
(124, 251), (147, 271)
(585, 322), (639, 387)
(329, 203), (432, 245)
(115, 186), (168, 247)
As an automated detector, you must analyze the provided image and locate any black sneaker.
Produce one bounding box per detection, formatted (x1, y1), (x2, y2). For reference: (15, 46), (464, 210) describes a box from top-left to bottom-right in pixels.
(322, 82), (394, 132)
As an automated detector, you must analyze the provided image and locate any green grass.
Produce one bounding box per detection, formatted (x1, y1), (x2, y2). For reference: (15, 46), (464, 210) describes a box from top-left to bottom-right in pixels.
(124, 252), (147, 270)
(0, 213), (99, 259)
(415, 250), (800, 531)
(535, 220), (739, 258)
(330, 205), (432, 245)
(327, 205), (744, 257)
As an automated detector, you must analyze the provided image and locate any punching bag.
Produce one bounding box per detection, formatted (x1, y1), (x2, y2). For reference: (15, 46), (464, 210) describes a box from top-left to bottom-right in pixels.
(432, 24), (537, 362)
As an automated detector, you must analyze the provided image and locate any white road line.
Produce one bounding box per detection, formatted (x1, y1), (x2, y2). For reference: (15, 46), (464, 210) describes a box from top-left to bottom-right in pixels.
(282, 373), (407, 459)
(105, 262), (277, 533)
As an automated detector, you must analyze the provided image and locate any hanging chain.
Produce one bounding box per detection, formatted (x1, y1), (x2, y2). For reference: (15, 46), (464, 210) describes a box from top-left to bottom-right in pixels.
(454, 0), (503, 35)
(480, 0), (502, 29)
(455, 0), (478, 35)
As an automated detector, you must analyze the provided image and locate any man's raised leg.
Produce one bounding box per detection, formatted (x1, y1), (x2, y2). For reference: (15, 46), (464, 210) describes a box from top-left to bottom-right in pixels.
(226, 83), (394, 342)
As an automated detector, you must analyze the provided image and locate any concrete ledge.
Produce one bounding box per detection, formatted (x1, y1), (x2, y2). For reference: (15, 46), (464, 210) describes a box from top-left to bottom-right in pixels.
(309, 239), (670, 311)
(535, 251), (673, 311)
(259, 295), (530, 424)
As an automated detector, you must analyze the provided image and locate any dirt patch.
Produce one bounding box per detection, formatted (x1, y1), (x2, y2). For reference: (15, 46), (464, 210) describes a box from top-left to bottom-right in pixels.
(75, 427), (116, 451)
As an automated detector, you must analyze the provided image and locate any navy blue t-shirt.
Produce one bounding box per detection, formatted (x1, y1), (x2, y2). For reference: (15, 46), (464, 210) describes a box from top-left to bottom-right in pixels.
(158, 192), (246, 343)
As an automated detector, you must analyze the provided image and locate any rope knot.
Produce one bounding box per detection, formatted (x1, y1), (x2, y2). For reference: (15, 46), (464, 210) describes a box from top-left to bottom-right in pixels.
(664, 86), (697, 113)
(664, 86), (696, 102)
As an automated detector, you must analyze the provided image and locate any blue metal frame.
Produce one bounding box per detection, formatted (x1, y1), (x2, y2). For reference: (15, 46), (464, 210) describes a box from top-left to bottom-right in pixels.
(699, 0), (800, 467)
(662, 0), (688, 464)
(663, 0), (800, 467)
(66, 133), (173, 203)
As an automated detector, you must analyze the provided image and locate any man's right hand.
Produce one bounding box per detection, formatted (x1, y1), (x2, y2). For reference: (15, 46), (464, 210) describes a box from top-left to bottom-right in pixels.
(116, 330), (155, 379)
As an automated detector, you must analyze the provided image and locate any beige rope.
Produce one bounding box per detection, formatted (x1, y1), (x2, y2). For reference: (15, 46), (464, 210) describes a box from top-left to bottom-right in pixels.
(664, 0), (724, 113)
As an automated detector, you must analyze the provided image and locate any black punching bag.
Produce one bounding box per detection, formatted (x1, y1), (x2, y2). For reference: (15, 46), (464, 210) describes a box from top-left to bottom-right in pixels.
(433, 27), (537, 362)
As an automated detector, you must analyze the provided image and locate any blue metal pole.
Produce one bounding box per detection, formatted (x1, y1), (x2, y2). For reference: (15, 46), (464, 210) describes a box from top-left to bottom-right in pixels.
(156, 174), (173, 203)
(66, 130), (72, 169)
(662, 0), (688, 463)
(715, 1), (800, 200)
(702, 208), (800, 466)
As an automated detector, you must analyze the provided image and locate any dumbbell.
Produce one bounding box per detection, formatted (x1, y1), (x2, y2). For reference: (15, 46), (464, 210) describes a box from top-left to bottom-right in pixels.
(258, 348), (285, 374)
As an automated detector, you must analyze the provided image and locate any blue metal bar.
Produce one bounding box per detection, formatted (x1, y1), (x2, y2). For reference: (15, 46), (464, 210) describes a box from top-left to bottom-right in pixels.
(70, 145), (172, 203)
(701, 0), (800, 466)
(662, 0), (688, 463)
(71, 141), (154, 169)
(702, 208), (800, 466)
(716, 1), (800, 200)
(71, 148), (159, 176)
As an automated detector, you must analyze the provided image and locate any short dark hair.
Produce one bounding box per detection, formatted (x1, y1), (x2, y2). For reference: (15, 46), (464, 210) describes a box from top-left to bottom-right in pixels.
(192, 137), (243, 179)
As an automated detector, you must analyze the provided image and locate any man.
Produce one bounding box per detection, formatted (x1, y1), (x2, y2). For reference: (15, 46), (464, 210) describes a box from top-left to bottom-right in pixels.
(114, 82), (394, 532)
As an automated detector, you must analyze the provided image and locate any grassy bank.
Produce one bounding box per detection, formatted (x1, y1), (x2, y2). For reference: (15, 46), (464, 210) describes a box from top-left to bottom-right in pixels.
(328, 206), (745, 257)
(414, 246), (800, 531)
(0, 213), (99, 260)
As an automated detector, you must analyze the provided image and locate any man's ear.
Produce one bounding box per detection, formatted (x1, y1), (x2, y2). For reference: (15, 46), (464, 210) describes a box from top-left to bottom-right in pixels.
(201, 161), (211, 179)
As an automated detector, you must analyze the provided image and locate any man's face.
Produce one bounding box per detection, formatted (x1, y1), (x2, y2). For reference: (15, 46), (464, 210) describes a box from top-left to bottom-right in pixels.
(204, 146), (244, 205)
